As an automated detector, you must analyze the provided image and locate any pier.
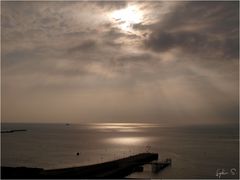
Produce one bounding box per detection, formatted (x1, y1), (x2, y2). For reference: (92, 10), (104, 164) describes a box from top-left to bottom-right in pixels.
(1, 153), (159, 178)
(151, 158), (172, 173)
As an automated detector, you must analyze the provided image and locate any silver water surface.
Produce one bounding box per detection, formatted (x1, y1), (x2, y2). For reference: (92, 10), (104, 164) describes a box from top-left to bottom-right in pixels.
(1, 123), (239, 178)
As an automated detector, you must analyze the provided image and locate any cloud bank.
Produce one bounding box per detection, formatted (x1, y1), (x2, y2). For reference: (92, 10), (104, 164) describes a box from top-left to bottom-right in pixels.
(2, 1), (239, 124)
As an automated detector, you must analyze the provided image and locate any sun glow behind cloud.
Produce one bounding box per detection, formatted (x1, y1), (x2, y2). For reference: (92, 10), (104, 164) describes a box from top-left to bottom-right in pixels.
(111, 5), (143, 32)
(2, 1), (238, 124)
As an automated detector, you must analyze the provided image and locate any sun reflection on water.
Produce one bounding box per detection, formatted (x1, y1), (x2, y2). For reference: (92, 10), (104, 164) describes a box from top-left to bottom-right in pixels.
(87, 123), (161, 132)
(105, 137), (149, 145)
(86, 123), (162, 133)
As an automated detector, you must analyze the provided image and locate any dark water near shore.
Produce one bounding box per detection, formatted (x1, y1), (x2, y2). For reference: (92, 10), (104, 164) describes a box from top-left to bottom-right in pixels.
(1, 123), (239, 179)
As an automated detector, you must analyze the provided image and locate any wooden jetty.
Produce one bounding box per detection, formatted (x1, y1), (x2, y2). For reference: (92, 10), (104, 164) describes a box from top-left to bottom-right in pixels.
(151, 158), (172, 173)
(1, 153), (158, 179)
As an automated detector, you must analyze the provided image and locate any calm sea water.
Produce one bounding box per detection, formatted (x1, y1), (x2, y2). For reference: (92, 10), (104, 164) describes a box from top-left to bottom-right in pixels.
(1, 123), (239, 179)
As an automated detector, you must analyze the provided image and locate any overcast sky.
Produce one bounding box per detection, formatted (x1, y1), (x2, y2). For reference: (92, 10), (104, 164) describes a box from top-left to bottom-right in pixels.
(2, 1), (239, 124)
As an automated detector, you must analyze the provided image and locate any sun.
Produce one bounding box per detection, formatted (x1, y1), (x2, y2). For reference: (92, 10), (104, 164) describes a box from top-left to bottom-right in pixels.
(111, 5), (142, 32)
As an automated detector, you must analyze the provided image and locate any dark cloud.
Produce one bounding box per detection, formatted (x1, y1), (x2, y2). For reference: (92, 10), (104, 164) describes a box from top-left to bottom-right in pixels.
(115, 53), (154, 65)
(68, 40), (98, 53)
(145, 30), (239, 59)
(103, 27), (124, 39)
(63, 31), (88, 38)
(132, 22), (156, 31)
(94, 1), (127, 10)
(223, 37), (239, 59)
(144, 1), (239, 59)
(145, 31), (205, 52)
(101, 27), (140, 48)
(3, 50), (38, 67)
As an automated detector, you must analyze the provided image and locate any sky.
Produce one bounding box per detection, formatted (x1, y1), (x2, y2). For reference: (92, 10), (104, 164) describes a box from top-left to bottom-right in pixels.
(1, 1), (239, 124)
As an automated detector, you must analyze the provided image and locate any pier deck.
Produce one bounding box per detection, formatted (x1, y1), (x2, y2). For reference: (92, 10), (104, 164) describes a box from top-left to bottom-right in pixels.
(1, 153), (158, 178)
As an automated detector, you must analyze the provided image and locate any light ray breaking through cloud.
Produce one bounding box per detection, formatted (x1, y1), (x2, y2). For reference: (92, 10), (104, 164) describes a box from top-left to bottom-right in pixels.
(1, 1), (239, 124)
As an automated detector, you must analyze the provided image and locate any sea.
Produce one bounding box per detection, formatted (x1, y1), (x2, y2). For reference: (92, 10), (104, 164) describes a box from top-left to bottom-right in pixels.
(1, 123), (239, 179)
